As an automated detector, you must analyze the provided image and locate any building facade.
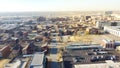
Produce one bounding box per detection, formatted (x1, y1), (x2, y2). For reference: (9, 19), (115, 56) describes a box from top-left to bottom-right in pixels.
(104, 26), (120, 37)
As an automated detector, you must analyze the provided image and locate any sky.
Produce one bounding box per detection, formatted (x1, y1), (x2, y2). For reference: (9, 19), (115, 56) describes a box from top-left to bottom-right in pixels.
(0, 0), (119, 12)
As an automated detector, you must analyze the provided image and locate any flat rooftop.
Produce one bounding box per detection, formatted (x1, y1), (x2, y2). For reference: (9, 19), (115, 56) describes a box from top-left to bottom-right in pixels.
(63, 48), (120, 68)
(105, 26), (120, 31)
(66, 44), (102, 50)
(30, 52), (44, 67)
(0, 24), (17, 30)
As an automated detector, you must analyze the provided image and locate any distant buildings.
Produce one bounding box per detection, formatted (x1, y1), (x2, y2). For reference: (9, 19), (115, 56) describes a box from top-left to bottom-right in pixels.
(105, 11), (113, 15)
(96, 21), (119, 29)
(86, 27), (100, 34)
(85, 16), (91, 21)
(37, 17), (46, 22)
(0, 24), (18, 31)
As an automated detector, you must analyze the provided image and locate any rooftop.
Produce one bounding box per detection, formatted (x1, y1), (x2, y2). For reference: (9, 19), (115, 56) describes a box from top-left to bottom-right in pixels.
(0, 24), (18, 30)
(104, 26), (120, 31)
(30, 52), (44, 66)
(66, 44), (102, 50)
(63, 48), (120, 68)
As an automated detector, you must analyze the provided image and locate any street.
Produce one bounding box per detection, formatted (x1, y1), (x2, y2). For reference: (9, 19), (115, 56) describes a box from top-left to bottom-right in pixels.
(47, 43), (59, 68)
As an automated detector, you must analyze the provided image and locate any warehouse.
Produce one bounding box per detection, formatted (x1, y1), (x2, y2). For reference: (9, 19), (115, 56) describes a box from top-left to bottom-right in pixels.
(29, 52), (46, 68)
(104, 26), (120, 37)
(66, 43), (102, 50)
(63, 48), (120, 68)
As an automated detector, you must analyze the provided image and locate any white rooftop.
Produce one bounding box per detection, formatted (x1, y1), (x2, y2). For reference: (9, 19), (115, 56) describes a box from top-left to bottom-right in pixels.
(105, 26), (120, 31)
(30, 52), (44, 67)
(0, 24), (18, 30)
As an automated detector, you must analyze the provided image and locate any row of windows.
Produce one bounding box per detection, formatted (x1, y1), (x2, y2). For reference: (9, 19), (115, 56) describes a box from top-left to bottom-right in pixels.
(105, 28), (120, 36)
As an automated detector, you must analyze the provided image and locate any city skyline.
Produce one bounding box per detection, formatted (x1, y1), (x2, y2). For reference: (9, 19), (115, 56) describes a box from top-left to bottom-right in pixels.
(0, 0), (120, 12)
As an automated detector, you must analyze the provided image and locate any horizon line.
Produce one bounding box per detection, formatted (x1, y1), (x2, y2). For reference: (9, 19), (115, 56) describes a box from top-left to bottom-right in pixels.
(0, 10), (119, 13)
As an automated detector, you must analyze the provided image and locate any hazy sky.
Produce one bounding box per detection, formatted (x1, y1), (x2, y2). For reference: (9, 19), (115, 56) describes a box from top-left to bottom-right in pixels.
(0, 0), (119, 12)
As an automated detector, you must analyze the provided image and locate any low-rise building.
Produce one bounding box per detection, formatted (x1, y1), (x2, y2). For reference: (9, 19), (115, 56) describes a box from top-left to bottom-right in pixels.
(0, 45), (11, 58)
(96, 21), (120, 29)
(101, 39), (120, 49)
(86, 27), (100, 34)
(104, 26), (120, 37)
(63, 46), (120, 68)
(29, 52), (46, 68)
(101, 39), (115, 49)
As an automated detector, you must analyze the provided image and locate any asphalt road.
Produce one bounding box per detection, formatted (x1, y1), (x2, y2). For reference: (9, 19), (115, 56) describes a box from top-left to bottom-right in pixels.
(47, 43), (59, 68)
